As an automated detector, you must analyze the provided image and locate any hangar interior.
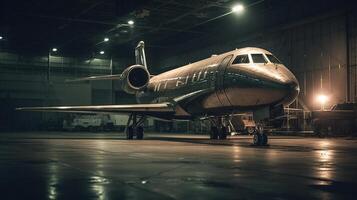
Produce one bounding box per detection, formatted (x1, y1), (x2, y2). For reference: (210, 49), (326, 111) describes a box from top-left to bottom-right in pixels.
(2, 2), (357, 199)
(0, 0), (357, 134)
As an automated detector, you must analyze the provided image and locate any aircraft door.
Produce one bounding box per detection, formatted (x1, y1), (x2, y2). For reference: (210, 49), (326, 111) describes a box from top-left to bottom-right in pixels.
(215, 55), (233, 107)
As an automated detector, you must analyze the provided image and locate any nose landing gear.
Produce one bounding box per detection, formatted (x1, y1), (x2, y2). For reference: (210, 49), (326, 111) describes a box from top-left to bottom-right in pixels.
(252, 125), (268, 146)
(209, 117), (269, 145)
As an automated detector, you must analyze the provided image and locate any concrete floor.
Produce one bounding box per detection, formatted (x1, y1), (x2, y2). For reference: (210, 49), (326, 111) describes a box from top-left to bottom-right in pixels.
(0, 132), (356, 199)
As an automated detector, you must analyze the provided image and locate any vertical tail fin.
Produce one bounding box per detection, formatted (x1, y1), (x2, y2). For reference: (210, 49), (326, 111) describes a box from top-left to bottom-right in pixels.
(135, 41), (147, 69)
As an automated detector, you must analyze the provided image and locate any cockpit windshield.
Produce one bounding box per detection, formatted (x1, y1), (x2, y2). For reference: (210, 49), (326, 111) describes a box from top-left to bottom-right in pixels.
(232, 54), (250, 64)
(266, 54), (282, 64)
(251, 54), (268, 63)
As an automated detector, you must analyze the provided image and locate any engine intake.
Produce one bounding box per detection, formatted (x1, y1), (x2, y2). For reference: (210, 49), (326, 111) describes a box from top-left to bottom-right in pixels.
(120, 65), (150, 94)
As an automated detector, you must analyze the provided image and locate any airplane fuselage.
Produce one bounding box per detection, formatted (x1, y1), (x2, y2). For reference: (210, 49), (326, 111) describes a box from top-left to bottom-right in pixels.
(137, 47), (299, 119)
(16, 45), (300, 143)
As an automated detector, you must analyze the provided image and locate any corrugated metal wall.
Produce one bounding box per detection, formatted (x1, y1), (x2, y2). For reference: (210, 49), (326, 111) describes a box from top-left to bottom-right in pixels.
(0, 53), (131, 131)
(348, 12), (357, 103)
(264, 14), (348, 110)
(159, 13), (353, 111)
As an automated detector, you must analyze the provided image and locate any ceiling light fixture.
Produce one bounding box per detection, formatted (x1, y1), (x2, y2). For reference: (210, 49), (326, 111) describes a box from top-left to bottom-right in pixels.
(104, 37), (109, 42)
(100, 51), (105, 55)
(128, 20), (134, 25)
(232, 4), (245, 14)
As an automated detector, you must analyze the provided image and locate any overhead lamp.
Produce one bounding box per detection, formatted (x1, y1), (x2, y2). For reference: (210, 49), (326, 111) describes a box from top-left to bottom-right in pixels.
(232, 4), (244, 14)
(0, 36), (3, 40)
(128, 20), (134, 25)
(52, 48), (58, 52)
(104, 37), (109, 42)
(100, 51), (105, 55)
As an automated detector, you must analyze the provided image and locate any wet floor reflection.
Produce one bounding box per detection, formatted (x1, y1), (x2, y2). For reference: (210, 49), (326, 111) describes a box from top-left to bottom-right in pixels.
(47, 163), (59, 200)
(315, 140), (334, 181)
(45, 142), (113, 199)
(89, 142), (109, 199)
(90, 174), (108, 200)
(231, 145), (245, 178)
(232, 146), (242, 163)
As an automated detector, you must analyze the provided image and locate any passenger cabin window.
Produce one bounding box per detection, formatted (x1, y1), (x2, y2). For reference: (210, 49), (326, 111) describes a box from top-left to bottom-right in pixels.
(251, 54), (267, 63)
(232, 54), (250, 64)
(266, 54), (281, 64)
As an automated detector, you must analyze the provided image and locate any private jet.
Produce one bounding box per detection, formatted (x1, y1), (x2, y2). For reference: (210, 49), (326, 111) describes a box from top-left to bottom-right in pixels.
(17, 41), (299, 145)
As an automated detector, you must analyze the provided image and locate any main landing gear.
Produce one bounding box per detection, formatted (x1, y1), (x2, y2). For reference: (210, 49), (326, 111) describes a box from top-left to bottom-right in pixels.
(209, 117), (229, 140)
(125, 114), (145, 140)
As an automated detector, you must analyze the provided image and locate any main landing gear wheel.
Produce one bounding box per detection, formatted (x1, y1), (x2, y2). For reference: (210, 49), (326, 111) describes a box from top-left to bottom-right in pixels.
(136, 126), (144, 140)
(209, 116), (230, 140)
(125, 114), (146, 140)
(210, 127), (219, 139)
(127, 126), (134, 140)
(126, 126), (144, 140)
(218, 126), (228, 140)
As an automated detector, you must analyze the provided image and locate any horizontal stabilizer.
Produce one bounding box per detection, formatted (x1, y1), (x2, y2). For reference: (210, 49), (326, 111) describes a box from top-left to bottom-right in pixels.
(65, 74), (122, 83)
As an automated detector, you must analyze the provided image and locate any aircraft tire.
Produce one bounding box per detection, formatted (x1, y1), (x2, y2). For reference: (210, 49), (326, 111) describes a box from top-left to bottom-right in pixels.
(253, 133), (262, 145)
(136, 126), (144, 140)
(127, 126), (134, 140)
(219, 127), (228, 140)
(210, 127), (218, 139)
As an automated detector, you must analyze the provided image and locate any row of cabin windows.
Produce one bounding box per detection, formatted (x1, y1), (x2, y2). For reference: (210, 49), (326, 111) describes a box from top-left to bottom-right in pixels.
(232, 53), (281, 65)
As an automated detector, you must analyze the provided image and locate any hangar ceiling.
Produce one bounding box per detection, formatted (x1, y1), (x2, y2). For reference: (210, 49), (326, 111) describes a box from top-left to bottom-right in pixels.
(0, 0), (353, 58)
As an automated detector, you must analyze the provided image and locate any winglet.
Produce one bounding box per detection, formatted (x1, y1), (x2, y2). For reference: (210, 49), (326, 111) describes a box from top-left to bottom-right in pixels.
(135, 41), (147, 69)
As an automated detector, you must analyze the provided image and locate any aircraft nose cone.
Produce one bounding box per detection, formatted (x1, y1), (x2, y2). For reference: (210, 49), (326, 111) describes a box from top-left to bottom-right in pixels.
(275, 64), (300, 106)
(283, 79), (300, 106)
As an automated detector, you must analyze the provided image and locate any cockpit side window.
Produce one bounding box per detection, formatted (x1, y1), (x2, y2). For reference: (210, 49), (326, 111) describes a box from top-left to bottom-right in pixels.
(232, 54), (250, 64)
(251, 54), (268, 63)
(266, 54), (282, 64)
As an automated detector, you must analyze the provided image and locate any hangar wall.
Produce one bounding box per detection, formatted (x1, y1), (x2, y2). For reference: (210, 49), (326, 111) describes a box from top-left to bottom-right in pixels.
(0, 52), (132, 131)
(158, 12), (357, 111)
(348, 12), (357, 105)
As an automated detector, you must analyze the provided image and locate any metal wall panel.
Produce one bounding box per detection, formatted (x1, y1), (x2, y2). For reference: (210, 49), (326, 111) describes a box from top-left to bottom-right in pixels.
(159, 14), (349, 111)
(348, 12), (357, 102)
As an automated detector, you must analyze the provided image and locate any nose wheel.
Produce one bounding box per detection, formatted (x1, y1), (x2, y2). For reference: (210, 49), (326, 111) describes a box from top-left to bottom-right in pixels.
(252, 125), (268, 146)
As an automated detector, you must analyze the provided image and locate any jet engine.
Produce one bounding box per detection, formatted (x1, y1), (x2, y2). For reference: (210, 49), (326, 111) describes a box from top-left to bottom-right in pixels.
(120, 65), (150, 94)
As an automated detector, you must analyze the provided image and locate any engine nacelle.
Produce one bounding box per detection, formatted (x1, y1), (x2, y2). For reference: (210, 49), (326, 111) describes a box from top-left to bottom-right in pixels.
(120, 65), (150, 94)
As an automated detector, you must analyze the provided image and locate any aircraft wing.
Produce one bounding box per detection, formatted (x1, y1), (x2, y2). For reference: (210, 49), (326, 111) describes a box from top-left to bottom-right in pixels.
(16, 103), (175, 115)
